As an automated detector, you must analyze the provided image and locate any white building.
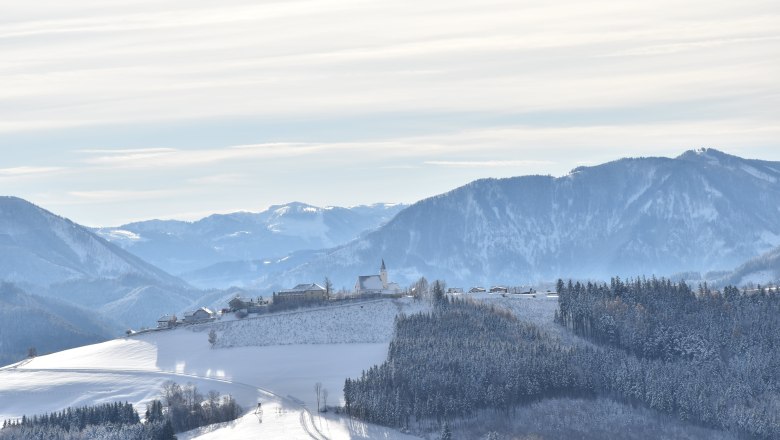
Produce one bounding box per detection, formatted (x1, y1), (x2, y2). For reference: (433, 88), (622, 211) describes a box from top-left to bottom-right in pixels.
(355, 260), (403, 295)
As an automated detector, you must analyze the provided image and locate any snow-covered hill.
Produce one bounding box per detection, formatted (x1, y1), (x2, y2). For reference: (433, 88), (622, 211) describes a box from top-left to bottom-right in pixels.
(0, 298), (424, 440)
(713, 245), (780, 287)
(0, 196), (200, 328)
(95, 202), (405, 277)
(270, 149), (780, 287)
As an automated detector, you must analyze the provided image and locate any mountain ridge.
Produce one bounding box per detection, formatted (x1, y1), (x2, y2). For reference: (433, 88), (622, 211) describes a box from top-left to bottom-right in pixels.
(263, 149), (780, 288)
(95, 201), (406, 276)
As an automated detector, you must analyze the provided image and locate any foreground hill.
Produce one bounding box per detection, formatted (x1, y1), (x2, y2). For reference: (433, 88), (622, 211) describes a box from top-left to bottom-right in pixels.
(96, 202), (405, 276)
(273, 149), (780, 287)
(0, 298), (426, 439)
(0, 196), (200, 328)
(0, 283), (116, 366)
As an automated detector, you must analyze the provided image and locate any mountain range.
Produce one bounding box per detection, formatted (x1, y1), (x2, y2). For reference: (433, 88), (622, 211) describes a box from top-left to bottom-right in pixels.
(3, 148), (780, 344)
(264, 149), (780, 288)
(95, 202), (405, 276)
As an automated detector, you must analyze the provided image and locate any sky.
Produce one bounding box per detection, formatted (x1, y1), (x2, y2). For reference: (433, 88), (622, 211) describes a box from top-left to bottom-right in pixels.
(1, 0), (779, 226)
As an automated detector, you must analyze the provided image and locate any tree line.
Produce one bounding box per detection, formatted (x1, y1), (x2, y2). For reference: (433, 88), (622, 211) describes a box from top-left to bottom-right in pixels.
(1, 382), (243, 440)
(345, 279), (780, 439)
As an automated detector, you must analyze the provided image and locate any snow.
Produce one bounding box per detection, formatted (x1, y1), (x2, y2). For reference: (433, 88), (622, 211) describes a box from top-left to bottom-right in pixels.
(208, 298), (427, 348)
(0, 299), (423, 439)
(740, 164), (777, 183)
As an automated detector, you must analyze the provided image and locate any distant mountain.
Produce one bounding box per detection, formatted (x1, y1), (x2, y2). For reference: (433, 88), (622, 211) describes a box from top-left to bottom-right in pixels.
(0, 196), (199, 328)
(95, 202), (405, 275)
(714, 245), (780, 287)
(180, 249), (326, 289)
(0, 283), (116, 366)
(269, 149), (780, 288)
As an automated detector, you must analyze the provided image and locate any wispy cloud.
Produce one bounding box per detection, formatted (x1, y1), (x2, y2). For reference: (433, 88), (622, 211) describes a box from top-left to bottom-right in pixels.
(425, 160), (555, 168)
(0, 166), (62, 176)
(67, 189), (182, 203)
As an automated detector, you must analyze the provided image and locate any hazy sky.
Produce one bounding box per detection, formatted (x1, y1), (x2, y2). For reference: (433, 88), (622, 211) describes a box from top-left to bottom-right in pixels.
(1, 0), (779, 226)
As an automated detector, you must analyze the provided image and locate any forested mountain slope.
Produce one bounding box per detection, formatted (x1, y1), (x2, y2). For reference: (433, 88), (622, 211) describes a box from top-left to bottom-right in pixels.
(0, 196), (199, 328)
(275, 149), (780, 286)
(0, 283), (115, 365)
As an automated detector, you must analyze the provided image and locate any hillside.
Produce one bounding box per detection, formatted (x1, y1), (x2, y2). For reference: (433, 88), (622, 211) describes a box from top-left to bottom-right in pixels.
(0, 298), (425, 440)
(95, 202), (405, 276)
(270, 149), (780, 287)
(714, 245), (780, 287)
(0, 283), (116, 366)
(0, 196), (200, 328)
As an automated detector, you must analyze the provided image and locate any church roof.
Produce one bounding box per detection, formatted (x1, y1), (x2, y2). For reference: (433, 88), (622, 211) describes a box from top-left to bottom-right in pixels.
(357, 275), (384, 291)
(380, 259), (386, 271)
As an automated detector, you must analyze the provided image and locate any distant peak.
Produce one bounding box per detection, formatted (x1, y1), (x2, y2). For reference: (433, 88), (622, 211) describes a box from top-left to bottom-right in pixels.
(676, 148), (735, 163)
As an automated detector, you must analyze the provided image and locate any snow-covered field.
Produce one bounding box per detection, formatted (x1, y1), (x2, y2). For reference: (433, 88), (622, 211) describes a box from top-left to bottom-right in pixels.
(205, 298), (428, 348)
(0, 298), (425, 439)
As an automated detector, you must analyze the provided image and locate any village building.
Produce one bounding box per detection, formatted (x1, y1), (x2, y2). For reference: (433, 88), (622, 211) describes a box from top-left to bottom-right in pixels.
(274, 283), (327, 305)
(469, 287), (487, 293)
(228, 295), (267, 313)
(490, 286), (509, 293)
(355, 260), (403, 295)
(183, 307), (214, 323)
(157, 314), (177, 329)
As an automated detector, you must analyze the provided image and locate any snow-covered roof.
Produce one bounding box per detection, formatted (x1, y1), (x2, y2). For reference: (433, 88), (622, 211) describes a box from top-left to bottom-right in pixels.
(357, 275), (384, 291)
(278, 283), (326, 294)
(185, 307), (214, 317)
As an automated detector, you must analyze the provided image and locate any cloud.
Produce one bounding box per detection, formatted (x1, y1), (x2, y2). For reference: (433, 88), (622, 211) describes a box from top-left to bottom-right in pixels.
(425, 160), (555, 168)
(0, 166), (62, 176)
(0, 0), (776, 133)
(66, 189), (182, 203)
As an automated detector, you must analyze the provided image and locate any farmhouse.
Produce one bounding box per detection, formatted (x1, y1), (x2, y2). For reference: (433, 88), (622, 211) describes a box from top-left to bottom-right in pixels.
(157, 314), (177, 329)
(355, 260), (403, 295)
(183, 307), (214, 323)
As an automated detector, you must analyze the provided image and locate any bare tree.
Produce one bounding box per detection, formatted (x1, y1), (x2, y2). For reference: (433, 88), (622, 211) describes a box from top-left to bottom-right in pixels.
(314, 382), (322, 413)
(412, 276), (429, 301)
(324, 277), (333, 300)
(322, 388), (329, 412)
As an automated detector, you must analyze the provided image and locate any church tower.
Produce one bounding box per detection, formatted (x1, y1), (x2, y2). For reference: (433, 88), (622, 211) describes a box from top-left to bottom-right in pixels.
(380, 259), (388, 288)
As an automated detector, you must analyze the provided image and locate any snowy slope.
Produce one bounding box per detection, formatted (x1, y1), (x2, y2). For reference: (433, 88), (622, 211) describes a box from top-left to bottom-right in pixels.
(96, 202), (405, 276)
(0, 196), (201, 329)
(713, 245), (780, 286)
(0, 197), (184, 286)
(272, 149), (780, 286)
(0, 298), (423, 440)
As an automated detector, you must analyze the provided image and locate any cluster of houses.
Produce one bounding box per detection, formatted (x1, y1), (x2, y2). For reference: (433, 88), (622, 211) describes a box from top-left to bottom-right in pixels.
(152, 259), (548, 330)
(155, 259), (404, 329)
(156, 307), (216, 329)
(449, 286), (537, 294)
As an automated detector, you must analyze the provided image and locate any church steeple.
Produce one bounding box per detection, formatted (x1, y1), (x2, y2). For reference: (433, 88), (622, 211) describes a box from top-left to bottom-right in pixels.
(380, 259), (388, 288)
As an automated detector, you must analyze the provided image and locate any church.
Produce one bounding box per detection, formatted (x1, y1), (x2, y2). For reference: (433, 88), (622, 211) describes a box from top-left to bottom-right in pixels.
(355, 259), (403, 295)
